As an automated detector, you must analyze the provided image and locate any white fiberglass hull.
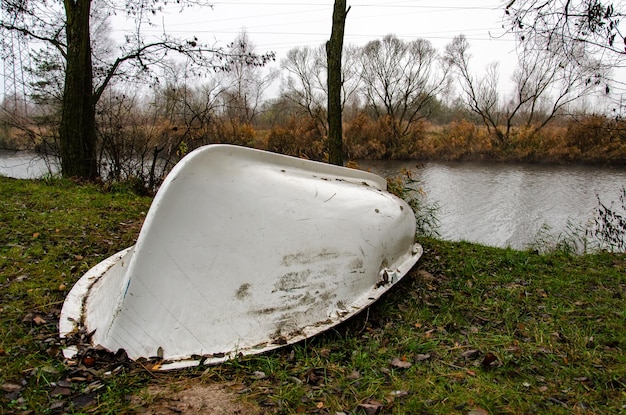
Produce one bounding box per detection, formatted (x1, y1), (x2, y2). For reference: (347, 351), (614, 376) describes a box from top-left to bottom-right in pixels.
(60, 145), (422, 369)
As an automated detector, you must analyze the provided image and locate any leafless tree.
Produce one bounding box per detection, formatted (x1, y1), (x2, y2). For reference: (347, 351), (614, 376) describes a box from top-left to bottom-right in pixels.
(281, 45), (329, 138)
(504, 0), (625, 64)
(445, 34), (603, 146)
(281, 44), (362, 139)
(358, 34), (450, 143)
(219, 31), (279, 126)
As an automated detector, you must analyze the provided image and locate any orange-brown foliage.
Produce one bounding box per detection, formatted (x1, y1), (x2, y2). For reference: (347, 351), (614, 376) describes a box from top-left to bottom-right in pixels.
(564, 116), (626, 163)
(344, 113), (426, 160)
(344, 112), (386, 159)
(265, 117), (326, 160)
(5, 109), (626, 166)
(428, 119), (492, 161)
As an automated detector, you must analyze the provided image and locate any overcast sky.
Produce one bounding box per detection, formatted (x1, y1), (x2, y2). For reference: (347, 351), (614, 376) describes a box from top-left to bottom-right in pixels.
(125, 0), (520, 94)
(147, 0), (515, 56)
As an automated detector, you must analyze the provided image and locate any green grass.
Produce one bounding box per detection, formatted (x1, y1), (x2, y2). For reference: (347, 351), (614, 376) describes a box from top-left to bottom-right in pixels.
(0, 176), (624, 414)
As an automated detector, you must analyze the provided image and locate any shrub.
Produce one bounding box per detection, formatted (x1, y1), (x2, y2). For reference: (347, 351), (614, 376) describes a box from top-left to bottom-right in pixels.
(386, 169), (440, 237)
(438, 119), (492, 160)
(563, 115), (626, 163)
(590, 188), (626, 252)
(566, 115), (612, 153)
(388, 119), (426, 160)
(344, 112), (386, 159)
(265, 117), (325, 160)
(509, 125), (569, 162)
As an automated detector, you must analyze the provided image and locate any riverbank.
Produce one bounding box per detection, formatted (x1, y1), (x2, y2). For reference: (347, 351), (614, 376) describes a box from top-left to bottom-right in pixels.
(0, 177), (624, 414)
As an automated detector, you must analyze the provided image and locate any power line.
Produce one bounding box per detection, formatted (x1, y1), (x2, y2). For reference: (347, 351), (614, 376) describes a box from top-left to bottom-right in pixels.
(209, 1), (497, 9)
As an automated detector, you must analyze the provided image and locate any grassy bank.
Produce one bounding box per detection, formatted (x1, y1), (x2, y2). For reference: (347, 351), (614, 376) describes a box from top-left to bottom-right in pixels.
(0, 176), (624, 414)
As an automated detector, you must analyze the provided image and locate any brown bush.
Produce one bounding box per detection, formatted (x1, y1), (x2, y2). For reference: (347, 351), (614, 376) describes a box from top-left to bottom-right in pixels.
(563, 116), (626, 163)
(344, 112), (385, 159)
(566, 115), (612, 152)
(508, 125), (570, 162)
(436, 119), (492, 161)
(344, 113), (426, 160)
(388, 119), (426, 160)
(265, 116), (325, 160)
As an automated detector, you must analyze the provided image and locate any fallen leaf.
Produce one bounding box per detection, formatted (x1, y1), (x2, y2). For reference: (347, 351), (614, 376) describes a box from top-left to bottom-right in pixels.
(82, 356), (96, 367)
(468, 408), (489, 415)
(57, 380), (71, 388)
(415, 353), (431, 361)
(316, 401), (324, 409)
(229, 383), (248, 393)
(417, 270), (436, 282)
(1, 382), (23, 393)
(32, 232), (40, 238)
(72, 393), (96, 408)
(481, 352), (498, 369)
(357, 401), (383, 415)
(391, 357), (412, 369)
(347, 370), (361, 380)
(49, 401), (64, 411)
(50, 385), (71, 397)
(305, 368), (325, 385)
(33, 315), (47, 325)
(46, 346), (60, 358)
(462, 349), (480, 359)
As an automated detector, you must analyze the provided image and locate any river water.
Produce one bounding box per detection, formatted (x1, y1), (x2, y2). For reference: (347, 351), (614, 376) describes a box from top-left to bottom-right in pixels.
(0, 150), (59, 179)
(2, 150), (625, 250)
(359, 160), (626, 250)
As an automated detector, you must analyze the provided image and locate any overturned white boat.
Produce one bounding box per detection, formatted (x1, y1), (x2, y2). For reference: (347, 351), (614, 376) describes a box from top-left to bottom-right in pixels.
(60, 144), (422, 369)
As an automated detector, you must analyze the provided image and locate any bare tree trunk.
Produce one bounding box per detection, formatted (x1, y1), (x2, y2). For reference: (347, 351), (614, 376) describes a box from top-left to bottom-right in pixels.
(59, 0), (97, 179)
(326, 0), (349, 166)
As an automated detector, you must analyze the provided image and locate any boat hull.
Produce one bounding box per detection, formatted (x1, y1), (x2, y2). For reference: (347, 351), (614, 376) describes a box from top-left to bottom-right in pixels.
(60, 145), (422, 369)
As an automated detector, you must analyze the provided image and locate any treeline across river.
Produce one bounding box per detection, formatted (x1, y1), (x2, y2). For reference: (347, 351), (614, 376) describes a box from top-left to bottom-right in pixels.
(2, 111), (625, 191)
(0, 109), (626, 167)
(2, 32), (626, 190)
(3, 64), (626, 191)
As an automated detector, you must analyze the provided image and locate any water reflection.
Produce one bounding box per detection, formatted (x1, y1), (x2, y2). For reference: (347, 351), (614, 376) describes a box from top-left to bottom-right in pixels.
(360, 160), (626, 250)
(0, 150), (59, 179)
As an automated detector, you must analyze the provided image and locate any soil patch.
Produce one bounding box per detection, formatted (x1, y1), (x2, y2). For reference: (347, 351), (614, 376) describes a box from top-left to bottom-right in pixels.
(132, 381), (260, 415)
